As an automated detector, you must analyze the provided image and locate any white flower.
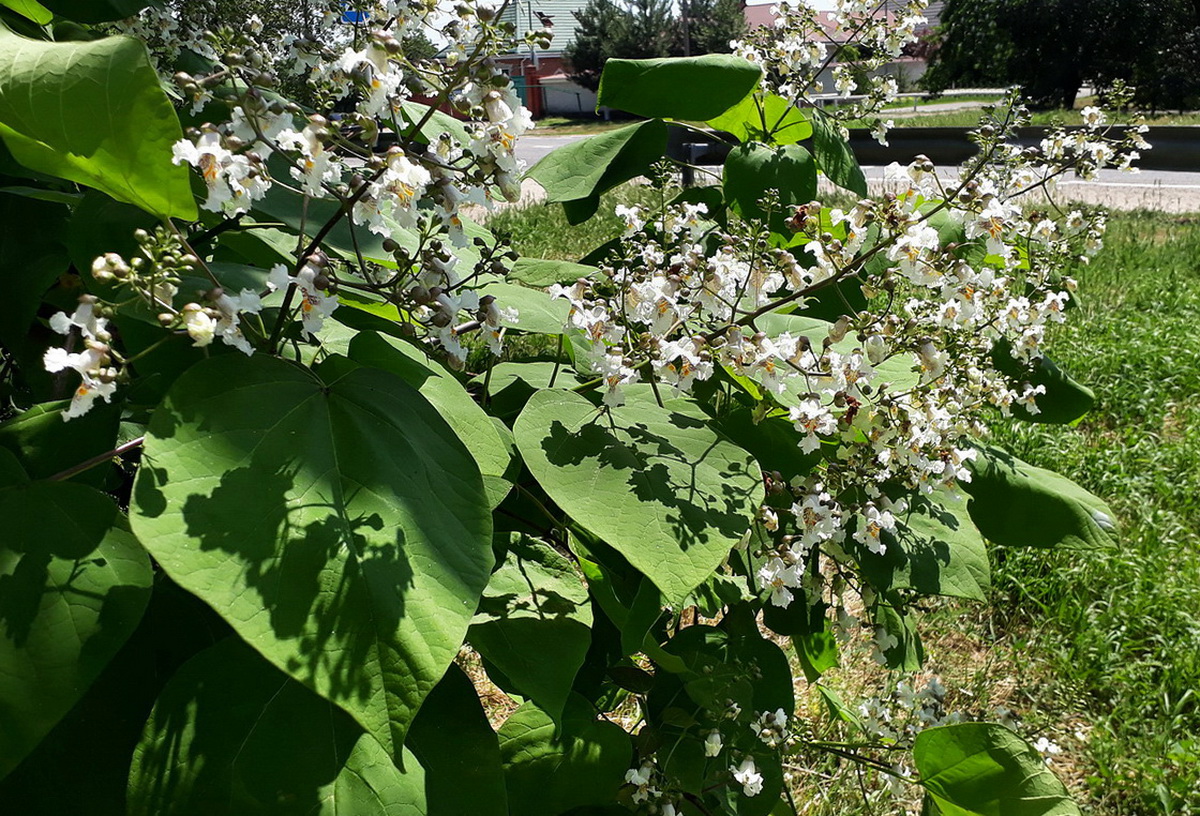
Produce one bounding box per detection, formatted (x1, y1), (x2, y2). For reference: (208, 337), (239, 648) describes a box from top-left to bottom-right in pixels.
(1080, 106), (1105, 128)
(62, 374), (117, 421)
(731, 757), (764, 797)
(182, 304), (216, 347)
(624, 762), (658, 803)
(789, 398), (836, 453)
(751, 708), (789, 748)
(871, 118), (893, 147)
(269, 262), (337, 339)
(704, 730), (723, 757)
(49, 298), (109, 341)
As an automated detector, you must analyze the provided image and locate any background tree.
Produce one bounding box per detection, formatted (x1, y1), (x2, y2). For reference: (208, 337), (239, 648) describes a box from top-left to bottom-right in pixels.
(565, 0), (743, 91)
(924, 0), (1200, 110)
(684, 0), (746, 56)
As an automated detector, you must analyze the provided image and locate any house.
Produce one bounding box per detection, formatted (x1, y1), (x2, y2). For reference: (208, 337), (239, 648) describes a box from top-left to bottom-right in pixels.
(493, 0), (600, 117)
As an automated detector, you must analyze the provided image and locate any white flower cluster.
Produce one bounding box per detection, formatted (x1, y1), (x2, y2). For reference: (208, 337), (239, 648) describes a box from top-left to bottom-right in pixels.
(43, 297), (120, 421)
(549, 99), (1137, 612)
(731, 0), (929, 142)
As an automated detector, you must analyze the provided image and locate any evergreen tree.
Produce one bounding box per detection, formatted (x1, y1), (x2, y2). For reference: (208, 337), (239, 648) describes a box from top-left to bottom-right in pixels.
(565, 0), (743, 91)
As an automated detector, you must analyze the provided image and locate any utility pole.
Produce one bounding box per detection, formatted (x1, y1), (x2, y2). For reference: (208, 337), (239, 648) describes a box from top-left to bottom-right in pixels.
(680, 0), (691, 55)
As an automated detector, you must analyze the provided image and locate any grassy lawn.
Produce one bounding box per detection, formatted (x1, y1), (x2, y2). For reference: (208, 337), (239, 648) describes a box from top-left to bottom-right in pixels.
(534, 115), (635, 135)
(488, 194), (1200, 814)
(980, 211), (1200, 813)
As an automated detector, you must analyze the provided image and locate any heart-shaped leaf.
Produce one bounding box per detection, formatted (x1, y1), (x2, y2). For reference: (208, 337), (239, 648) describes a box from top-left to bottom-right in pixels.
(130, 354), (493, 755)
(470, 534), (593, 722)
(514, 388), (763, 604)
(128, 637), (427, 815)
(914, 723), (1080, 816)
(0, 480), (152, 779)
(0, 27), (196, 219)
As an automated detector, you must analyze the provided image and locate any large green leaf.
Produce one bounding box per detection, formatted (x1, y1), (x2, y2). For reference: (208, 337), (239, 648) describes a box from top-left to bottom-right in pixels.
(0, 481), (152, 780)
(39, 0), (153, 23)
(509, 257), (597, 288)
(723, 142), (817, 234)
(129, 354), (494, 755)
(707, 92), (813, 146)
(405, 663), (507, 816)
(810, 113), (867, 197)
(0, 0), (51, 24)
(469, 534), (592, 723)
(514, 388), (763, 604)
(0, 27), (196, 219)
(596, 55), (762, 121)
(347, 331), (514, 507)
(498, 694), (632, 816)
(914, 723), (1080, 816)
(990, 340), (1094, 425)
(856, 495), (991, 601)
(128, 637), (426, 816)
(874, 603), (924, 671)
(479, 280), (571, 335)
(526, 119), (667, 223)
(0, 401), (120, 487)
(753, 312), (920, 400)
(962, 446), (1117, 549)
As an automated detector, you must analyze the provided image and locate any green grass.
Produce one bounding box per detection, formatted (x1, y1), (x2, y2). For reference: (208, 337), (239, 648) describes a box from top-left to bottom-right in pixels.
(489, 194), (1200, 813)
(486, 183), (670, 261)
(534, 115), (634, 135)
(980, 211), (1200, 814)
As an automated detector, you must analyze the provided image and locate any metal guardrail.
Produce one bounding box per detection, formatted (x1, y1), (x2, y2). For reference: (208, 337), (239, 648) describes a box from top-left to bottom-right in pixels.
(668, 125), (1200, 178)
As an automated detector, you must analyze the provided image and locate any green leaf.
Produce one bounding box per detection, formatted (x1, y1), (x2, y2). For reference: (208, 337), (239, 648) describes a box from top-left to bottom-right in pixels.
(469, 534), (593, 723)
(347, 331), (514, 507)
(712, 407), (822, 482)
(128, 637), (427, 816)
(39, 0), (152, 23)
(0, 0), (51, 24)
(0, 446), (24, 485)
(0, 27), (196, 219)
(509, 257), (597, 288)
(856, 495), (991, 601)
(990, 340), (1095, 424)
(754, 312), (920, 399)
(816, 684), (861, 727)
(404, 663), (507, 816)
(397, 100), (471, 147)
(874, 603), (924, 671)
(0, 575), (234, 815)
(663, 623), (794, 715)
(0, 484), (152, 780)
(0, 401), (120, 486)
(498, 694), (632, 816)
(962, 446), (1117, 549)
(723, 143), (817, 234)
(707, 92), (812, 145)
(596, 55), (762, 121)
(129, 354), (494, 756)
(0, 192), (69, 351)
(620, 577), (665, 657)
(514, 388), (764, 605)
(526, 119), (667, 222)
(479, 280), (571, 335)
(914, 723), (1080, 816)
(810, 113), (867, 197)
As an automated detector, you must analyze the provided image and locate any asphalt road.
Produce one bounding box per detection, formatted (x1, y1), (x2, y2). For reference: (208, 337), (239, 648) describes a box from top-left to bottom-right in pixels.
(516, 134), (1200, 212)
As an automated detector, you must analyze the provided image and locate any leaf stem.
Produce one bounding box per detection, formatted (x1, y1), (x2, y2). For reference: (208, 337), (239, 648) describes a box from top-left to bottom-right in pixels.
(50, 436), (145, 482)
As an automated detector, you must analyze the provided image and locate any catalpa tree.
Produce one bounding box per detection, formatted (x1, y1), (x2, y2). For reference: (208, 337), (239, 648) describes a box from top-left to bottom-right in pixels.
(0, 0), (1145, 813)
